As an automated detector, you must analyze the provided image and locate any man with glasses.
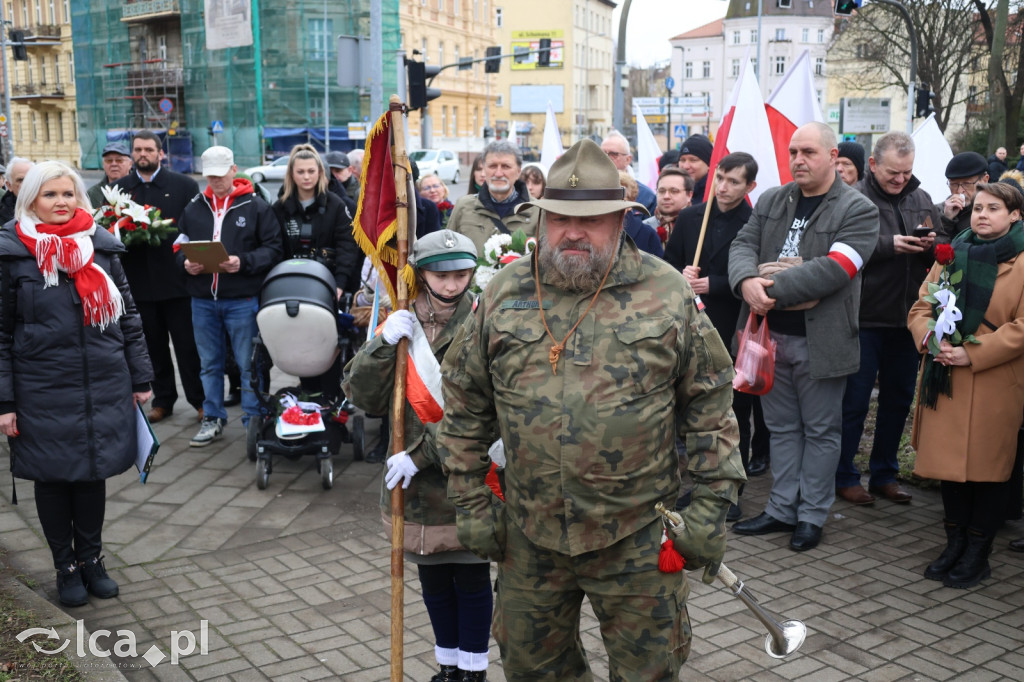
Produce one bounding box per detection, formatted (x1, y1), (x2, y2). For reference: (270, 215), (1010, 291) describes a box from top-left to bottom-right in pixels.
(937, 151), (989, 238)
(837, 132), (942, 507)
(600, 131), (657, 214)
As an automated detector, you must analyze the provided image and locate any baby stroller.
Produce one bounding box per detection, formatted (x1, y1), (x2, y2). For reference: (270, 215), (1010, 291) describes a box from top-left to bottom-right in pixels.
(248, 259), (365, 490)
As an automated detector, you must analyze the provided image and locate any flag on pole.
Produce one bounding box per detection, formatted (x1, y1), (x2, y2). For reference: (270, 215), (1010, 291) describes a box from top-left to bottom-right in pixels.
(352, 112), (415, 306)
(634, 104), (663, 191)
(765, 50), (825, 185)
(509, 119), (517, 146)
(911, 113), (954, 205)
(540, 101), (564, 171)
(705, 58), (780, 204)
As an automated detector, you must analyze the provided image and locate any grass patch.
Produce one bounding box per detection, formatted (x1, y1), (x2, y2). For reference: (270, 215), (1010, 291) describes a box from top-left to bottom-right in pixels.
(0, 549), (82, 681)
(854, 394), (940, 490)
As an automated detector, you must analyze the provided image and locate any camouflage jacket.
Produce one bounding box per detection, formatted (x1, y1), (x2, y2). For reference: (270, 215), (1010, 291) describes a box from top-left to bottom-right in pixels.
(439, 238), (745, 556)
(342, 295), (476, 552)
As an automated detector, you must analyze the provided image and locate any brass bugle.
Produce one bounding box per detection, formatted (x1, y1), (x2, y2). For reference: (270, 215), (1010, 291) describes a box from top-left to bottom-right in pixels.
(655, 502), (808, 659)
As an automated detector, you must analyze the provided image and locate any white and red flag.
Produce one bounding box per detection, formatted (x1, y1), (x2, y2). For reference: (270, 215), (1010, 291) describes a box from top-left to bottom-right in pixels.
(634, 103), (663, 192)
(765, 50), (825, 185)
(704, 58), (780, 204)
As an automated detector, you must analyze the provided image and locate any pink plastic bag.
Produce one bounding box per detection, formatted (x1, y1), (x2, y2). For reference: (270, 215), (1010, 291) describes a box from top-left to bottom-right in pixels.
(733, 312), (777, 396)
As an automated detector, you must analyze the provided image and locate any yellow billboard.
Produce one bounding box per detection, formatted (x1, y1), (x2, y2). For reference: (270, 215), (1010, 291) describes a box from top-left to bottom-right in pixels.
(510, 30), (564, 70)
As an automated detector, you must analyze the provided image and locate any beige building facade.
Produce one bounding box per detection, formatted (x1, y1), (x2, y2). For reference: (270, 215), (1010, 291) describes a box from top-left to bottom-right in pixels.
(4, 0), (80, 167)
(400, 0), (497, 156)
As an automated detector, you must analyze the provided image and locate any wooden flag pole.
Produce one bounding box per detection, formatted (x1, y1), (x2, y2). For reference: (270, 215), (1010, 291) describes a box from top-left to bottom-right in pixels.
(388, 94), (410, 682)
(691, 173), (719, 269)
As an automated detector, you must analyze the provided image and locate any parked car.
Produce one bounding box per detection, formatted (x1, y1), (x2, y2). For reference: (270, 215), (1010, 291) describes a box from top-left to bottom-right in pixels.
(243, 156), (290, 183)
(409, 149), (460, 184)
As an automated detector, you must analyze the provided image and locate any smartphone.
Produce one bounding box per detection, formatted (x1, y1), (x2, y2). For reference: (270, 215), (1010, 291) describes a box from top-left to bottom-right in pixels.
(912, 225), (934, 237)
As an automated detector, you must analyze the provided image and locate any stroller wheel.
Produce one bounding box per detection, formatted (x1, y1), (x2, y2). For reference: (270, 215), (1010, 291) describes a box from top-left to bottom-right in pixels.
(320, 458), (334, 490)
(351, 415), (365, 461)
(256, 457), (270, 490)
(247, 418), (261, 462)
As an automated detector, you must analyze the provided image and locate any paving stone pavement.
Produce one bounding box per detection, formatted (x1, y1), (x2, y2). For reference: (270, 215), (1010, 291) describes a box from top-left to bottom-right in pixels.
(3, 396), (1024, 681)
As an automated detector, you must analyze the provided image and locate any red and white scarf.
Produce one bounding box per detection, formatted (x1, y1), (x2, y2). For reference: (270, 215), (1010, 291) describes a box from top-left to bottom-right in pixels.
(16, 208), (124, 329)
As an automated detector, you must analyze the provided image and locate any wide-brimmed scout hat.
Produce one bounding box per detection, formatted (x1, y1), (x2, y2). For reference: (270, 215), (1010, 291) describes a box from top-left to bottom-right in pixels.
(516, 138), (649, 217)
(410, 229), (479, 272)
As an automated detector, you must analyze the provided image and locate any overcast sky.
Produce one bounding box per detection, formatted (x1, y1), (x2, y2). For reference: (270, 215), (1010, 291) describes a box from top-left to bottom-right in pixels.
(612, 1), (729, 66)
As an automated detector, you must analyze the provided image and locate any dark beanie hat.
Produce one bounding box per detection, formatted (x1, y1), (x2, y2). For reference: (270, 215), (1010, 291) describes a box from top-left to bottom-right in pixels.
(659, 149), (680, 171)
(945, 151), (988, 179)
(680, 135), (713, 166)
(837, 142), (866, 181)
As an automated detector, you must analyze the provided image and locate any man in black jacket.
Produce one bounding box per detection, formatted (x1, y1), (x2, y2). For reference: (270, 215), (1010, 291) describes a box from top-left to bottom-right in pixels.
(936, 151), (988, 240)
(838, 131), (942, 506)
(665, 152), (769, 518)
(115, 130), (204, 424)
(177, 146), (283, 446)
(0, 158), (33, 226)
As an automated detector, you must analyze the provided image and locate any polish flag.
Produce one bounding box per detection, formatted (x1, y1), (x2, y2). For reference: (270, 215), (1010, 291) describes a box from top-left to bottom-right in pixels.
(705, 58), (780, 204)
(634, 103), (663, 192)
(540, 101), (564, 172)
(765, 50), (824, 185)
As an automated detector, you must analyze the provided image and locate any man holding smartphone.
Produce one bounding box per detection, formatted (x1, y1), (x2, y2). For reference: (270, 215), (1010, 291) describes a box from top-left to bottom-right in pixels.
(837, 132), (943, 507)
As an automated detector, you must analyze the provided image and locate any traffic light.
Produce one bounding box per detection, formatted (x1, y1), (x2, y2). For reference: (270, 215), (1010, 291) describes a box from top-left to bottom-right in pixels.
(407, 59), (441, 111)
(834, 0), (862, 16)
(915, 83), (936, 118)
(9, 30), (27, 61)
(537, 38), (551, 68)
(485, 46), (501, 74)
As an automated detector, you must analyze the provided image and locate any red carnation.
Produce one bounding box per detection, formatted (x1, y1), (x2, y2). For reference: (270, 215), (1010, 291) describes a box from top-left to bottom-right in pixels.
(657, 225), (668, 243)
(935, 243), (955, 266)
(437, 200), (453, 212)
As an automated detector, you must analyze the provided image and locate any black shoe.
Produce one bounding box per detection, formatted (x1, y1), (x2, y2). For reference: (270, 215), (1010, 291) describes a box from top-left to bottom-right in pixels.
(924, 521), (967, 581)
(745, 457), (769, 477)
(674, 490), (692, 511)
(56, 563), (88, 607)
(789, 522), (823, 551)
(732, 512), (795, 536)
(79, 556), (119, 599)
(430, 665), (461, 682)
(726, 501), (743, 523)
(365, 438), (388, 464)
(462, 672), (487, 681)
(943, 529), (994, 588)
(224, 388), (242, 407)
(1009, 537), (1024, 553)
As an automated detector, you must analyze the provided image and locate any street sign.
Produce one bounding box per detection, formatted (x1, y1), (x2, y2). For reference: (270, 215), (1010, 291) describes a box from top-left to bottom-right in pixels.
(674, 124), (687, 137)
(347, 122), (367, 140)
(0, 125), (7, 138)
(159, 98), (173, 113)
(0, 114), (7, 124)
(839, 97), (890, 134)
(634, 115), (667, 123)
(211, 120), (224, 134)
(665, 76), (675, 91)
(634, 96), (706, 107)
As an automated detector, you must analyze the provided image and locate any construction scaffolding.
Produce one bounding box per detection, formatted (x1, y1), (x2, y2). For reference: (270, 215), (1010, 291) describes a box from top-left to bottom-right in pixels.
(71, 0), (401, 168)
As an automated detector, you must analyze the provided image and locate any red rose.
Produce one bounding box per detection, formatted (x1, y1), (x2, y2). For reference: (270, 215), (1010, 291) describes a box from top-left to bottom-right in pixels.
(657, 225), (668, 243)
(935, 243), (955, 266)
(437, 200), (453, 212)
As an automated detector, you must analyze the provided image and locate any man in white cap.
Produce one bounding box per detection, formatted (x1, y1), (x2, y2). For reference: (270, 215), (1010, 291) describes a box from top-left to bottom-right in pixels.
(439, 138), (744, 680)
(176, 146), (283, 447)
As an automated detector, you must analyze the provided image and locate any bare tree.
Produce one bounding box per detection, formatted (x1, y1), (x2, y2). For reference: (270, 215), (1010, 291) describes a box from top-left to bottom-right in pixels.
(973, 0), (1024, 151)
(830, 1), (982, 133)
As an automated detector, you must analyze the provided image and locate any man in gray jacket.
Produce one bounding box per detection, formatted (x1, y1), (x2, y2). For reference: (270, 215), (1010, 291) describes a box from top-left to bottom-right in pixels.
(729, 122), (879, 551)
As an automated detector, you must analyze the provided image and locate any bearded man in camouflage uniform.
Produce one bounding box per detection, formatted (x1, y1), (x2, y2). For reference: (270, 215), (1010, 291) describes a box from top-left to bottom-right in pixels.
(438, 138), (746, 680)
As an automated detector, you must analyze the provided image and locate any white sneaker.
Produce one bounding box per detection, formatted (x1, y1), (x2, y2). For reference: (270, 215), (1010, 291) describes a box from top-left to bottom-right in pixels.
(190, 418), (225, 447)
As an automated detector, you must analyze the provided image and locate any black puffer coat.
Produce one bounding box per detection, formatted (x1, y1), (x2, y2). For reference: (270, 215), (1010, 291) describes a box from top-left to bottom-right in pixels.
(0, 227), (153, 482)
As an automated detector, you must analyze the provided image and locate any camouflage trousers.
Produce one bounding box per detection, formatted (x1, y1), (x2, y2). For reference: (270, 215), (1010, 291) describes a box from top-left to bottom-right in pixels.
(493, 518), (692, 681)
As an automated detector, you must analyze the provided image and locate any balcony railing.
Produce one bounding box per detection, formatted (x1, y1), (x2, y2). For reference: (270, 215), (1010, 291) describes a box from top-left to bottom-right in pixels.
(11, 83), (65, 99)
(121, 0), (181, 22)
(25, 24), (62, 39)
(125, 65), (184, 90)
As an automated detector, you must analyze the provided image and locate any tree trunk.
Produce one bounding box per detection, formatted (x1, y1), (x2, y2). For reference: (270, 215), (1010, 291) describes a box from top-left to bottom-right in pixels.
(987, 0), (1009, 151)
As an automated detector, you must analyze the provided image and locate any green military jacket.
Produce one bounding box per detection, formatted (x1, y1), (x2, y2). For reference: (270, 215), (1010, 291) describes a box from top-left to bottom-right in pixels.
(447, 185), (540, 256)
(342, 295), (476, 553)
(439, 237), (745, 556)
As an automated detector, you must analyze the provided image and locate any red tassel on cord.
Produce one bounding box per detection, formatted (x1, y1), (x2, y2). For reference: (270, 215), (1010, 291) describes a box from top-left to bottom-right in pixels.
(658, 528), (685, 573)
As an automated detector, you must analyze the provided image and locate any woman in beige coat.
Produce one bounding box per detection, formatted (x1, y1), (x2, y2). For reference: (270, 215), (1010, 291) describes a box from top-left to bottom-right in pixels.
(908, 180), (1024, 589)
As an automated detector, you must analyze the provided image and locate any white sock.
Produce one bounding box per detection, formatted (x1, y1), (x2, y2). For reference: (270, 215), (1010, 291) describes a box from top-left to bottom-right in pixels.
(435, 645), (458, 667)
(458, 648), (489, 672)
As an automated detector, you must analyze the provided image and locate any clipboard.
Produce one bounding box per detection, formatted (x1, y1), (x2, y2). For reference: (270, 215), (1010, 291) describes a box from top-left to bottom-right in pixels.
(180, 240), (229, 273)
(135, 402), (160, 484)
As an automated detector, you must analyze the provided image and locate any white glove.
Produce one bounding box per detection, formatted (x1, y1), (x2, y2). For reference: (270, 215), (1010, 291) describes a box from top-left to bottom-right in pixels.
(384, 451), (420, 490)
(382, 309), (415, 345)
(488, 439), (506, 468)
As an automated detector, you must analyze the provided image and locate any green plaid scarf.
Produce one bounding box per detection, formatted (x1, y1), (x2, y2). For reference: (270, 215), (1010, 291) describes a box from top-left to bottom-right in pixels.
(920, 221), (1024, 408)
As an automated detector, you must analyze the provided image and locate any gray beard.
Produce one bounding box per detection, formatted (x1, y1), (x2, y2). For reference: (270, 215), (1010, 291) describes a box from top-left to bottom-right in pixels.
(538, 233), (618, 293)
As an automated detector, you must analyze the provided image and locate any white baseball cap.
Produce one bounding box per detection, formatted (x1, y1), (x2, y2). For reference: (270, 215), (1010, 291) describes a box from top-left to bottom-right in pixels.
(201, 146), (235, 177)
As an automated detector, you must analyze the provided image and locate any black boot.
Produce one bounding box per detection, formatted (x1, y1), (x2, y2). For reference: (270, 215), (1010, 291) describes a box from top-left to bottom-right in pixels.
(56, 563), (89, 607)
(429, 665), (461, 682)
(943, 528), (994, 589)
(924, 521), (967, 581)
(365, 419), (389, 464)
(461, 671), (487, 681)
(80, 556), (119, 599)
